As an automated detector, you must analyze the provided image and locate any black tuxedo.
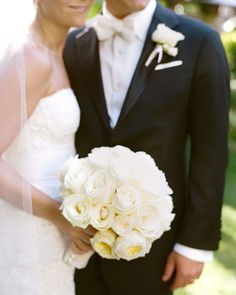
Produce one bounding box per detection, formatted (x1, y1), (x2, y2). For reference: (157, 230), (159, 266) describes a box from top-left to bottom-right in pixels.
(64, 3), (229, 294)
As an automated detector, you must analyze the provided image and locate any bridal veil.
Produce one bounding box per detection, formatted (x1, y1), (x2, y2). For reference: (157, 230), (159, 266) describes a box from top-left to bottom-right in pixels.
(0, 0), (40, 271)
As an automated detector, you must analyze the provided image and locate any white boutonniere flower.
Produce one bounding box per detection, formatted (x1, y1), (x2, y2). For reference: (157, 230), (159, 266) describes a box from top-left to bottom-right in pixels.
(145, 24), (185, 70)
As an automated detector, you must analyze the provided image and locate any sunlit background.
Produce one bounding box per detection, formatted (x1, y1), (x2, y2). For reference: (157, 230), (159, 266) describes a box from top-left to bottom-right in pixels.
(0, 0), (235, 294)
(0, 0), (35, 37)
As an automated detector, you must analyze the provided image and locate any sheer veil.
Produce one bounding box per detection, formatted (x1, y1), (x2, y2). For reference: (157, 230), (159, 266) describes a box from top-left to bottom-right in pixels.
(0, 0), (41, 275)
(0, 0), (92, 274)
(0, 0), (36, 212)
(0, 0), (35, 51)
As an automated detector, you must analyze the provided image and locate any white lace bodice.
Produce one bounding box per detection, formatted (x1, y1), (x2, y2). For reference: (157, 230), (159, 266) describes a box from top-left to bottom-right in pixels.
(3, 88), (80, 200)
(0, 88), (80, 295)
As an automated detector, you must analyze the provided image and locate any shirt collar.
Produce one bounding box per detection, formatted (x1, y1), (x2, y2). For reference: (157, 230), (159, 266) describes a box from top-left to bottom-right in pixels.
(102, 0), (157, 42)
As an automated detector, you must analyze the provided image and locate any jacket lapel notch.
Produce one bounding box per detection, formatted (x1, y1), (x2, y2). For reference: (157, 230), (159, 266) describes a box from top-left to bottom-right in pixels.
(116, 4), (179, 126)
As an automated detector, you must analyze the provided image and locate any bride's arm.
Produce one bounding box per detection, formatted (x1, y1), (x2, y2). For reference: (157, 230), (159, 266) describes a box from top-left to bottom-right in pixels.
(0, 44), (52, 209)
(0, 157), (93, 253)
(0, 46), (93, 253)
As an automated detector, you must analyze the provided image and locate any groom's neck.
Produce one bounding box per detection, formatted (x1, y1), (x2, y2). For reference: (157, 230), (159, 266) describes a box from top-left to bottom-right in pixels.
(105, 0), (151, 19)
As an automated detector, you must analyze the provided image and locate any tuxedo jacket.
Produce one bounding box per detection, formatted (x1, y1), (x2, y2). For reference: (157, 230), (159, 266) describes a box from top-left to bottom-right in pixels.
(64, 3), (229, 294)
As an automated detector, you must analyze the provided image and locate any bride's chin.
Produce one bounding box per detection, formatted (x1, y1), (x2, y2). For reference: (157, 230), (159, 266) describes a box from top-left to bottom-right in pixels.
(67, 11), (90, 27)
(64, 16), (86, 29)
(70, 19), (87, 28)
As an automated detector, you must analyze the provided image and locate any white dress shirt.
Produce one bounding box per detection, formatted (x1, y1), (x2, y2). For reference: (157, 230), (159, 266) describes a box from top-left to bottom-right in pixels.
(90, 0), (213, 263)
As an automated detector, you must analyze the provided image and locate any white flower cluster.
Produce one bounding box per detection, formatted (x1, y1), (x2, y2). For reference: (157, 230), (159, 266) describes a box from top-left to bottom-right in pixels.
(152, 23), (185, 57)
(59, 145), (175, 261)
(145, 23), (185, 69)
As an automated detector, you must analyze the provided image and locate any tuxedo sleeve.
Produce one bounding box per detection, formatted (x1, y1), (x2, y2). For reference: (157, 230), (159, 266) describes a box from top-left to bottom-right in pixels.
(176, 30), (230, 250)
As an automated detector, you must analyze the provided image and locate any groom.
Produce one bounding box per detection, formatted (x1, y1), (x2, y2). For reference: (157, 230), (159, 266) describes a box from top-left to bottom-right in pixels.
(64, 0), (229, 294)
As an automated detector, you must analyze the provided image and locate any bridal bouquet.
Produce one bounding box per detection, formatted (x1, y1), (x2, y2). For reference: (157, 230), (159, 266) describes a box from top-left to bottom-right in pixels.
(59, 145), (175, 263)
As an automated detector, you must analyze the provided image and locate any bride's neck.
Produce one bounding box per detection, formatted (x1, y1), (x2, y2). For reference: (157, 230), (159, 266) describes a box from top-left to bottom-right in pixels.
(31, 14), (68, 55)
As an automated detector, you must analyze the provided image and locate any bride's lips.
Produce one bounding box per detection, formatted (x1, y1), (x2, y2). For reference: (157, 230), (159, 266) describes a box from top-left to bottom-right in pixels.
(68, 4), (89, 14)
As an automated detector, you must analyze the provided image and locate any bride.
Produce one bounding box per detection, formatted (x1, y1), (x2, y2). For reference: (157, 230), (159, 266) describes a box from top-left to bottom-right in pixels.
(0, 0), (95, 294)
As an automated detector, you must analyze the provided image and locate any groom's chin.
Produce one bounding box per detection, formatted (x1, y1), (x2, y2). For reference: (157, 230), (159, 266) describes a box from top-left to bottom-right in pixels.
(126, 0), (151, 11)
(107, 0), (151, 16)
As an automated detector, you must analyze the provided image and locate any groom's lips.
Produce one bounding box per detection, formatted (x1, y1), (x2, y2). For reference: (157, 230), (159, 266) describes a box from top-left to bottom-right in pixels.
(68, 5), (89, 14)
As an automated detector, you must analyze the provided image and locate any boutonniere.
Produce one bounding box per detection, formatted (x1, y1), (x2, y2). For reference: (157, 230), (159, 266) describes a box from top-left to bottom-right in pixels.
(145, 24), (185, 70)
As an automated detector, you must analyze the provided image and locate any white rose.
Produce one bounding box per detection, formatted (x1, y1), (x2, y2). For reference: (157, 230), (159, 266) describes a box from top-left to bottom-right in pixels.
(60, 186), (72, 197)
(152, 23), (185, 48)
(111, 214), (136, 236)
(84, 169), (115, 204)
(111, 145), (134, 158)
(91, 229), (118, 259)
(88, 145), (133, 168)
(58, 156), (75, 182)
(136, 201), (164, 240)
(112, 230), (151, 261)
(61, 194), (91, 229)
(164, 45), (178, 57)
(88, 147), (115, 168)
(140, 168), (173, 196)
(111, 157), (141, 183)
(63, 158), (92, 194)
(154, 195), (175, 230)
(135, 151), (156, 169)
(113, 184), (142, 214)
(90, 203), (115, 231)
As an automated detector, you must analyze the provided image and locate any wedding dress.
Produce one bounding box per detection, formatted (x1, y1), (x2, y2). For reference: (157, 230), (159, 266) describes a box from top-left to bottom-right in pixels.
(0, 88), (80, 295)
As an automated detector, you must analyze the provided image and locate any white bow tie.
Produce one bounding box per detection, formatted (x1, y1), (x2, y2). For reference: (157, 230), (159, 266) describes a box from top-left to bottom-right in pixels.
(95, 15), (137, 41)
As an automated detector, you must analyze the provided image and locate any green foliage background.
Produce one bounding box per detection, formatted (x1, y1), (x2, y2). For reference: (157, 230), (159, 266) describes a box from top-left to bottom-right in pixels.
(222, 32), (236, 79)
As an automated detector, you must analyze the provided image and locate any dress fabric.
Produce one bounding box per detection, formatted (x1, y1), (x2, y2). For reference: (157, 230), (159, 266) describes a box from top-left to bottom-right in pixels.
(0, 89), (80, 295)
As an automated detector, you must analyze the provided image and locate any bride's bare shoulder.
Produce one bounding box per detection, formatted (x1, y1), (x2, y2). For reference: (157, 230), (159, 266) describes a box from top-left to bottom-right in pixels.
(23, 43), (53, 101)
(24, 43), (52, 83)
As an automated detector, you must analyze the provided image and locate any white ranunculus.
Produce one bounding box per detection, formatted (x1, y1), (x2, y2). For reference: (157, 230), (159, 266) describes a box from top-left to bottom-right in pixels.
(111, 214), (136, 236)
(112, 230), (151, 261)
(113, 184), (142, 214)
(84, 169), (115, 204)
(63, 158), (92, 194)
(152, 23), (185, 48)
(61, 194), (91, 229)
(91, 229), (118, 259)
(91, 203), (115, 231)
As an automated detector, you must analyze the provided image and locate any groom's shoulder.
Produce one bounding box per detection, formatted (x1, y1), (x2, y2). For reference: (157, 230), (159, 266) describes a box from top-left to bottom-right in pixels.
(64, 26), (97, 59)
(177, 13), (217, 40)
(67, 26), (97, 43)
(158, 3), (217, 41)
(176, 13), (224, 55)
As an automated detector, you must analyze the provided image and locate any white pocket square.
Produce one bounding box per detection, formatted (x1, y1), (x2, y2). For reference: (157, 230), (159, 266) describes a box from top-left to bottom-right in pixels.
(155, 60), (183, 71)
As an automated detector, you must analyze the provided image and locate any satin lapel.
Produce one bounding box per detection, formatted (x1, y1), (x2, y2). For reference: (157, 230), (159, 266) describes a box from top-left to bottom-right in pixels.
(75, 28), (110, 132)
(116, 4), (179, 126)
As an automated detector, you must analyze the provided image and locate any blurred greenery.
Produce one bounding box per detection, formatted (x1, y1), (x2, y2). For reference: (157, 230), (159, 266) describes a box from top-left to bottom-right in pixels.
(222, 32), (236, 79)
(176, 142), (236, 295)
(229, 90), (236, 142)
(88, 0), (102, 18)
(178, 90), (236, 294)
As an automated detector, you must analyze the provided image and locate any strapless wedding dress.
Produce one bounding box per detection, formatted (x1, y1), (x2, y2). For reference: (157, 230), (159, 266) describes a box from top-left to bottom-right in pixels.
(0, 89), (80, 295)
